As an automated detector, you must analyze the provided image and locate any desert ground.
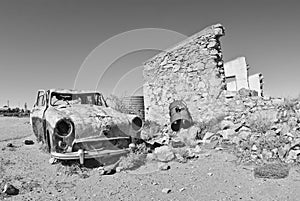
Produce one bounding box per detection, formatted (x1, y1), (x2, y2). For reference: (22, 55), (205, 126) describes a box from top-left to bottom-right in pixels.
(0, 117), (300, 201)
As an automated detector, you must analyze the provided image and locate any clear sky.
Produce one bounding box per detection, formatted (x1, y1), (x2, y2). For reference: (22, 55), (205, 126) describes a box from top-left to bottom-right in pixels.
(0, 0), (300, 108)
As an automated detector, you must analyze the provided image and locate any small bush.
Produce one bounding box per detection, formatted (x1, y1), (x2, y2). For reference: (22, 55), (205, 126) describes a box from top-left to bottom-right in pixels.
(254, 163), (289, 179)
(194, 114), (227, 139)
(247, 110), (275, 134)
(106, 95), (131, 114)
(118, 143), (147, 170)
(141, 120), (164, 140)
(118, 152), (146, 170)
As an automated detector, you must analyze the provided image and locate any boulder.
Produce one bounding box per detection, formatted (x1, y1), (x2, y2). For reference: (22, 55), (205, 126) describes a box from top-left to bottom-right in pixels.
(220, 120), (235, 130)
(154, 146), (175, 162)
(158, 163), (170, 171)
(2, 183), (19, 195)
(24, 140), (34, 145)
(162, 188), (171, 194)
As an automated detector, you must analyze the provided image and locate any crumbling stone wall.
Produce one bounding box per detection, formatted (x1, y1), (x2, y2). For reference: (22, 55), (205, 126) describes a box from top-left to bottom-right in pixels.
(143, 24), (226, 125)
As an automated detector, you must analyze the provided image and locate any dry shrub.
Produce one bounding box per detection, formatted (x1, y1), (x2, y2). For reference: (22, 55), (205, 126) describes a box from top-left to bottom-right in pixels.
(141, 120), (164, 140)
(106, 95), (131, 114)
(118, 152), (146, 170)
(56, 160), (90, 178)
(254, 163), (289, 179)
(118, 143), (147, 170)
(280, 97), (297, 112)
(247, 110), (276, 134)
(194, 114), (227, 139)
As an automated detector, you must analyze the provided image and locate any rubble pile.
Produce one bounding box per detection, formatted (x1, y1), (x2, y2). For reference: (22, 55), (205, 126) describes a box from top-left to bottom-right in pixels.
(143, 91), (300, 165)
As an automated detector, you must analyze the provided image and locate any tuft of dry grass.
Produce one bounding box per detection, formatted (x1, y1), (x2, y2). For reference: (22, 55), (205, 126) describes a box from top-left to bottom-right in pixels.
(141, 120), (164, 141)
(247, 110), (275, 134)
(106, 95), (131, 114)
(254, 163), (290, 179)
(118, 152), (146, 170)
(118, 143), (147, 170)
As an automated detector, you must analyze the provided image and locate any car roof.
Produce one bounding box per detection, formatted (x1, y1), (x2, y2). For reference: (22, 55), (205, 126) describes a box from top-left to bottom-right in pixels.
(49, 89), (101, 94)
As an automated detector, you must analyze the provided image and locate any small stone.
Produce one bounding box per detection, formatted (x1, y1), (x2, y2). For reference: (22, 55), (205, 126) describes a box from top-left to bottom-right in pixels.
(6, 143), (14, 148)
(286, 150), (300, 162)
(220, 120), (235, 130)
(162, 188), (171, 194)
(207, 172), (213, 176)
(193, 145), (202, 153)
(146, 153), (156, 161)
(179, 187), (186, 192)
(129, 143), (136, 150)
(49, 157), (57, 165)
(99, 170), (105, 175)
(204, 153), (211, 157)
(238, 131), (251, 140)
(158, 163), (170, 171)
(170, 139), (186, 148)
(3, 183), (19, 195)
(202, 132), (216, 141)
(24, 140), (34, 145)
(116, 166), (123, 173)
(152, 182), (158, 185)
(215, 147), (223, 151)
(207, 41), (217, 48)
(251, 145), (258, 151)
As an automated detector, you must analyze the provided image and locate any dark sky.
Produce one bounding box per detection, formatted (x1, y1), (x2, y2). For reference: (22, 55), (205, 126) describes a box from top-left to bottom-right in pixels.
(0, 0), (300, 108)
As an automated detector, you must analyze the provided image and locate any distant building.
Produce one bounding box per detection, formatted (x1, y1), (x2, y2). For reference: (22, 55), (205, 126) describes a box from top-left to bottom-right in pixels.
(224, 57), (263, 96)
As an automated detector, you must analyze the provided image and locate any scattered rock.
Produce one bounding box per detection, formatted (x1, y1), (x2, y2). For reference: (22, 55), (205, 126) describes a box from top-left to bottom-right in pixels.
(154, 146), (175, 162)
(116, 166), (124, 173)
(2, 183), (19, 195)
(220, 120), (234, 130)
(175, 153), (187, 163)
(128, 143), (136, 150)
(238, 131), (251, 140)
(286, 150), (300, 163)
(170, 139), (186, 148)
(215, 147), (223, 151)
(146, 153), (156, 161)
(24, 140), (34, 145)
(207, 172), (213, 176)
(193, 145), (202, 153)
(158, 163), (170, 171)
(162, 188), (171, 194)
(202, 132), (216, 141)
(49, 157), (57, 165)
(251, 145), (258, 151)
(6, 143), (14, 148)
(179, 187), (185, 192)
(218, 129), (235, 140)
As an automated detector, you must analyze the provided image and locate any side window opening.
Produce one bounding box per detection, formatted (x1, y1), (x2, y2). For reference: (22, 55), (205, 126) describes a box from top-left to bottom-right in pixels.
(37, 91), (45, 107)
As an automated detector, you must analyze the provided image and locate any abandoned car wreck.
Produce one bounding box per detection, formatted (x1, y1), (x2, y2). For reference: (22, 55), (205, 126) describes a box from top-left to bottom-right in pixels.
(30, 89), (143, 164)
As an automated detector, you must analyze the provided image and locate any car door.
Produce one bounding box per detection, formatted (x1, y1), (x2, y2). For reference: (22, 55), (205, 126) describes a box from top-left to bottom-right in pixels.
(31, 90), (47, 141)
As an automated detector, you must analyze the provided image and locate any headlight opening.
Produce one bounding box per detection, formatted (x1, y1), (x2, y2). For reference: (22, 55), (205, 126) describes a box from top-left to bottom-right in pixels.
(55, 119), (73, 137)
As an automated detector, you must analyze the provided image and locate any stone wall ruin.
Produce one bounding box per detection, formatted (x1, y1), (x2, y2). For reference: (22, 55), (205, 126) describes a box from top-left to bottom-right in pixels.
(143, 24), (226, 125)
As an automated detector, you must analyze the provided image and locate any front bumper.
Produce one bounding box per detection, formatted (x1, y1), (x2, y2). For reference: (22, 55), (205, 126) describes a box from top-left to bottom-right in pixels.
(51, 148), (129, 164)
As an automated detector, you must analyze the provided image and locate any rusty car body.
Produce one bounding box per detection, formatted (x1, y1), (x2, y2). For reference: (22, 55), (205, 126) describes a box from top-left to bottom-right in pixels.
(30, 89), (143, 164)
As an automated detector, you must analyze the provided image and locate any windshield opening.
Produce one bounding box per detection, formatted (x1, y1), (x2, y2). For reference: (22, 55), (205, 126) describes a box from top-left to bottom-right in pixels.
(50, 92), (104, 106)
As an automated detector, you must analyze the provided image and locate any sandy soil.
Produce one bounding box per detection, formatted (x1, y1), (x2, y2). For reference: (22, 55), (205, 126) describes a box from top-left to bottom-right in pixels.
(0, 117), (300, 201)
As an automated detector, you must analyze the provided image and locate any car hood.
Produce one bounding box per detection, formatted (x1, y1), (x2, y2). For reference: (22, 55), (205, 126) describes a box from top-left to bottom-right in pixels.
(46, 104), (140, 139)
